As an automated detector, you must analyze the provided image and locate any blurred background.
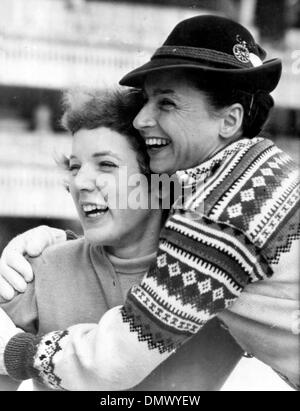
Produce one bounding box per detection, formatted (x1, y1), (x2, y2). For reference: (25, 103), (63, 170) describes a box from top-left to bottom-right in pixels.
(0, 0), (299, 391)
(0, 0), (299, 246)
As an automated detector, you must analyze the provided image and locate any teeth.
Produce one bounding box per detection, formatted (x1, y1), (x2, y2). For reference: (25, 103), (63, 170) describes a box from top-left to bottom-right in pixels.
(87, 211), (106, 218)
(82, 204), (107, 213)
(145, 138), (169, 146)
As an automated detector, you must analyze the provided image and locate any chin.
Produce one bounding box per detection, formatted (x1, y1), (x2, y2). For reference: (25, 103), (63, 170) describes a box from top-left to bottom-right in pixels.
(83, 228), (109, 246)
(151, 161), (173, 175)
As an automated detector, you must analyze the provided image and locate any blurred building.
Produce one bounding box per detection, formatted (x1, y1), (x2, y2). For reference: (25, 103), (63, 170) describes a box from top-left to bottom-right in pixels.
(0, 0), (299, 246)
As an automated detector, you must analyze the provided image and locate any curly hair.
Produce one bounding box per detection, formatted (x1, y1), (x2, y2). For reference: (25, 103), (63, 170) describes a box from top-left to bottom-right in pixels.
(61, 88), (150, 179)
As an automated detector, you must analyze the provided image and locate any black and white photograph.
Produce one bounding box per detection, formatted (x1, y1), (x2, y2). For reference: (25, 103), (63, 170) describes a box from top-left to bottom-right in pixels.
(0, 0), (299, 393)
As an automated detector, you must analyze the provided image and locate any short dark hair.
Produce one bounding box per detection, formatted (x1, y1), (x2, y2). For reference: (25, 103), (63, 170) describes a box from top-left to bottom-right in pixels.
(61, 88), (150, 178)
(186, 71), (274, 138)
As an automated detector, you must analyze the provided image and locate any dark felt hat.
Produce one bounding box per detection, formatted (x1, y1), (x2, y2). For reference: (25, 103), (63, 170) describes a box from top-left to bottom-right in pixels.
(119, 15), (282, 92)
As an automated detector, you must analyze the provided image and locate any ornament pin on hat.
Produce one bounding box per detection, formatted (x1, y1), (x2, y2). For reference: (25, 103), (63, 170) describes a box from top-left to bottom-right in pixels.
(233, 35), (250, 63)
(233, 35), (263, 67)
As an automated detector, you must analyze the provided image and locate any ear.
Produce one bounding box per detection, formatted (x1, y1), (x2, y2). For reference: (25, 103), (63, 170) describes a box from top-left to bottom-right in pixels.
(219, 103), (244, 140)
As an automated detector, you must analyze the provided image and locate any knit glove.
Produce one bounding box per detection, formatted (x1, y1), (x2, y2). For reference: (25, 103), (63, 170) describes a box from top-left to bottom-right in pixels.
(0, 308), (23, 375)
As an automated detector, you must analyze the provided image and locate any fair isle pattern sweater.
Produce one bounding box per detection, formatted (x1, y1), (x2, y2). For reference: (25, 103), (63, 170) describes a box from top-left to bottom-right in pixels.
(123, 138), (299, 350)
(3, 137), (300, 390)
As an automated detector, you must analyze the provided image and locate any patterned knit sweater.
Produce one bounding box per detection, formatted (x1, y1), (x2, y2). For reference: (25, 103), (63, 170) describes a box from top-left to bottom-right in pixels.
(3, 137), (300, 390)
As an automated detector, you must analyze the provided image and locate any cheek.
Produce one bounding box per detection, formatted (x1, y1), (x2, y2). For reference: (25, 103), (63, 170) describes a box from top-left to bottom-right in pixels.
(116, 212), (138, 237)
(69, 183), (78, 203)
(184, 117), (214, 145)
(97, 173), (120, 205)
(162, 114), (190, 143)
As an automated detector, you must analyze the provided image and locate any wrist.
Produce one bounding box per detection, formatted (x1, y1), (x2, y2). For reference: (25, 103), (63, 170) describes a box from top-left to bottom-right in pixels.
(0, 328), (24, 375)
(4, 332), (40, 380)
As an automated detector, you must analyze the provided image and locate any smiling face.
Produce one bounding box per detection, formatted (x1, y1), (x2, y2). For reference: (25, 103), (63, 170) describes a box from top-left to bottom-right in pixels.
(133, 70), (225, 175)
(68, 126), (156, 252)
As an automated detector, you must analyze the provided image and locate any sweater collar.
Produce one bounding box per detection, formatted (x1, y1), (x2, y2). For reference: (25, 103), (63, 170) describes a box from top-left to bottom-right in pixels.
(105, 250), (156, 275)
(176, 137), (263, 186)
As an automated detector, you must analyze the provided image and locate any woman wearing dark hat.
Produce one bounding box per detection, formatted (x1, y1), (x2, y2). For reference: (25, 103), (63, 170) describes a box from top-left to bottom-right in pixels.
(0, 15), (299, 390)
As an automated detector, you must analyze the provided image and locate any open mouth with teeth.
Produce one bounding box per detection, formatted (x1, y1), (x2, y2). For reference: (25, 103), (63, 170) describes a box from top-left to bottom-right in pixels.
(145, 138), (170, 150)
(82, 204), (109, 218)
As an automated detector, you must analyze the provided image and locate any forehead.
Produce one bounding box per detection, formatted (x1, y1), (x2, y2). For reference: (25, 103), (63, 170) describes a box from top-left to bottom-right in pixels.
(72, 126), (134, 158)
(144, 70), (205, 99)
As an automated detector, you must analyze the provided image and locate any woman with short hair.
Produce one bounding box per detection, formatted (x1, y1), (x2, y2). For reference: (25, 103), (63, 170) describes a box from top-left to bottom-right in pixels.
(0, 15), (299, 390)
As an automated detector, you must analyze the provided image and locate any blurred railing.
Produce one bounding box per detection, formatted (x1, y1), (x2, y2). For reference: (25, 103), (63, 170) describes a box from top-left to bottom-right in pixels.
(0, 0), (205, 48)
(268, 30), (300, 109)
(0, 132), (77, 218)
(0, 34), (148, 89)
(1, 37), (299, 108)
(0, 0), (299, 106)
(0, 0), (202, 89)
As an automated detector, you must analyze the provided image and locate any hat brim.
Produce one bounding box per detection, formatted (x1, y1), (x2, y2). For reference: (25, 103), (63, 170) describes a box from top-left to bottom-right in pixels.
(119, 57), (282, 92)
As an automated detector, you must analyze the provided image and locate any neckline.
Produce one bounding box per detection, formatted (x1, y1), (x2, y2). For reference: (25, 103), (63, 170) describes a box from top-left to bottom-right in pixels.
(105, 250), (156, 275)
(176, 137), (263, 185)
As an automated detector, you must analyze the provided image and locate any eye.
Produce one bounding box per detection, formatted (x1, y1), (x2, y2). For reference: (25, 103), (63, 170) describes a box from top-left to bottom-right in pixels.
(98, 161), (118, 170)
(68, 163), (81, 176)
(158, 98), (176, 110)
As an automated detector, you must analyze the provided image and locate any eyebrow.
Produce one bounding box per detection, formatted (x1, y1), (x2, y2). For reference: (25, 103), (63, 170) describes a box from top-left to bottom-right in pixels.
(153, 88), (175, 95)
(144, 88), (176, 97)
(69, 151), (122, 161)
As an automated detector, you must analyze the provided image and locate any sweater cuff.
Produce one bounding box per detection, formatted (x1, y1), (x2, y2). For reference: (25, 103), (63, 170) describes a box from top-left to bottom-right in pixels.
(4, 333), (40, 381)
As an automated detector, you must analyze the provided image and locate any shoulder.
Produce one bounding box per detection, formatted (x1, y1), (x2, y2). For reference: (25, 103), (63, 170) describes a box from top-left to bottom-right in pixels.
(27, 237), (88, 273)
(205, 138), (299, 245)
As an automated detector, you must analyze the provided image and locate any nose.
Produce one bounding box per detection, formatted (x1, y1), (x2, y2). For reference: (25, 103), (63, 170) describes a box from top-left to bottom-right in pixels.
(133, 102), (157, 131)
(73, 164), (96, 192)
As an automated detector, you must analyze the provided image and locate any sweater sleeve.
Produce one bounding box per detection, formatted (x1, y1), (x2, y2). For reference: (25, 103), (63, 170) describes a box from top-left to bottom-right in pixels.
(0, 280), (38, 335)
(2, 211), (269, 390)
(122, 212), (270, 351)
